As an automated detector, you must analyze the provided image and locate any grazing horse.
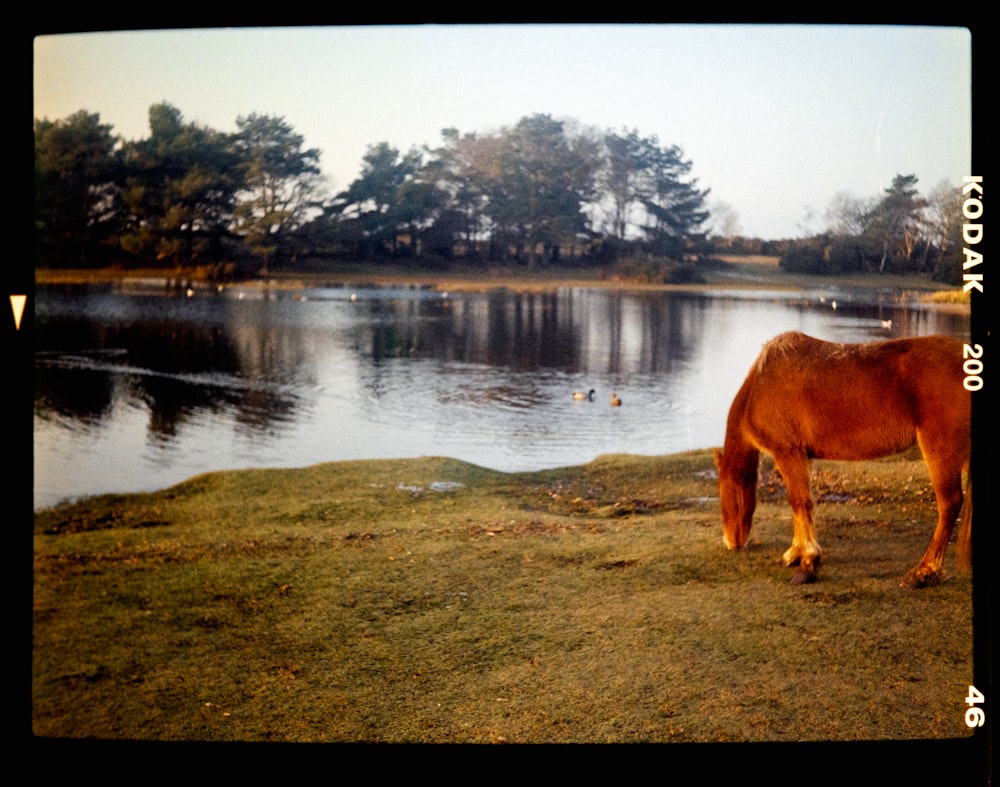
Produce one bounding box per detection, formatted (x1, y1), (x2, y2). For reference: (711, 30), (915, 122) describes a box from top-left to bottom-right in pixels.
(714, 331), (971, 587)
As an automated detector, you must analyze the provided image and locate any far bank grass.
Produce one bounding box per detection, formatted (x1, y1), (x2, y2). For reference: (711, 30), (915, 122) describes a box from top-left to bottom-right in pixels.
(35, 255), (969, 302)
(33, 450), (973, 743)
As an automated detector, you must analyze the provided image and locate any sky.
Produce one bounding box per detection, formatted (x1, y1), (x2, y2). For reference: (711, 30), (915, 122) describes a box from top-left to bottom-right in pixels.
(33, 24), (973, 240)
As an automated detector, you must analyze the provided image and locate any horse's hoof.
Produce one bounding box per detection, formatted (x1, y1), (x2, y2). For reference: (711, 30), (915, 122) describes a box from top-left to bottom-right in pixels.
(790, 568), (817, 585)
(901, 569), (941, 589)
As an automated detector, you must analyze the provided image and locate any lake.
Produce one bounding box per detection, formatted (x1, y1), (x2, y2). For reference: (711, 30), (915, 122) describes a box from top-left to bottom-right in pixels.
(33, 279), (970, 510)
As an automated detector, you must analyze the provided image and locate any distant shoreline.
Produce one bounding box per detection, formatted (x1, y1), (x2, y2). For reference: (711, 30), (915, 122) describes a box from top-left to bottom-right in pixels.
(34, 258), (971, 310)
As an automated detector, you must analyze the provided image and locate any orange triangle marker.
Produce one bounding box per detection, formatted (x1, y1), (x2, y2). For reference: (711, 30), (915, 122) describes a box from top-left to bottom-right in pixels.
(10, 295), (26, 330)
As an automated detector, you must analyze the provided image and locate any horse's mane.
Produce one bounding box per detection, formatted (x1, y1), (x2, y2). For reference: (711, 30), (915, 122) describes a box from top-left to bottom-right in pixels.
(755, 331), (851, 375)
(755, 332), (804, 374)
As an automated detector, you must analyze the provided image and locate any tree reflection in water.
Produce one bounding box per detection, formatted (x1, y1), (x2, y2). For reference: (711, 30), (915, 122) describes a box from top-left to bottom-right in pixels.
(33, 283), (969, 509)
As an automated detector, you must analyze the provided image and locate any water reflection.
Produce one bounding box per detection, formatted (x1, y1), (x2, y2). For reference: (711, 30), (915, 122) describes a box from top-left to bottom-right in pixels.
(33, 282), (970, 509)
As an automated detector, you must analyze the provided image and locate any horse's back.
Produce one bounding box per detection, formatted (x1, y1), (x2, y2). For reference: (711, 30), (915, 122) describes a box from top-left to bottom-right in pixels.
(755, 332), (965, 394)
(742, 332), (969, 460)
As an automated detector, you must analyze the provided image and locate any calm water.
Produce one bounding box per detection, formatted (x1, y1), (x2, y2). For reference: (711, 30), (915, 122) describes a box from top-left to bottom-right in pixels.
(33, 280), (970, 510)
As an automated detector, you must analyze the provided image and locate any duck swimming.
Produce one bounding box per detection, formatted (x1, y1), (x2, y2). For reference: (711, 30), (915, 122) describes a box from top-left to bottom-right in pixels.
(573, 389), (596, 401)
(611, 392), (622, 407)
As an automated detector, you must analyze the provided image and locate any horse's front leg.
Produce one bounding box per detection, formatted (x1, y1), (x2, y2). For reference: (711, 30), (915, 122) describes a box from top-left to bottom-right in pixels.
(773, 452), (822, 584)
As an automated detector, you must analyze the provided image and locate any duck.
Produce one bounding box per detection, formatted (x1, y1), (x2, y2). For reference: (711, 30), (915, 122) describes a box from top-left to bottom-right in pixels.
(573, 389), (596, 401)
(610, 392), (622, 407)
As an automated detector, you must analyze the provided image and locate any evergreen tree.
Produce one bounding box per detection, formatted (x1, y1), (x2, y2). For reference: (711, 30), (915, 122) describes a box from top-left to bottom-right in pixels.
(328, 142), (422, 258)
(232, 113), (324, 270)
(486, 114), (598, 266)
(598, 129), (709, 257)
(34, 110), (120, 266)
(866, 174), (927, 273)
(119, 103), (241, 265)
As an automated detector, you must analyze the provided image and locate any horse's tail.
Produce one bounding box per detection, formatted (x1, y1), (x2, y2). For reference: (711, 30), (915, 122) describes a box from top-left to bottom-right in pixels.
(956, 477), (973, 573)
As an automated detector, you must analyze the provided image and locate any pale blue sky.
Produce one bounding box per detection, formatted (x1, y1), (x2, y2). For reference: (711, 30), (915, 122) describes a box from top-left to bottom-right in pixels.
(33, 24), (972, 240)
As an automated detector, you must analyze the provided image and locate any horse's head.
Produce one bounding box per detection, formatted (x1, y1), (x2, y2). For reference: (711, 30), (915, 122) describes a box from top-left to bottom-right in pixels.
(714, 447), (757, 550)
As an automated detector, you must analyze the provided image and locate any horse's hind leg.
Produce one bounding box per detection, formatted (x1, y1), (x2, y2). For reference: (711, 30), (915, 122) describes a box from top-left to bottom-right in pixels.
(902, 439), (967, 588)
(773, 452), (822, 584)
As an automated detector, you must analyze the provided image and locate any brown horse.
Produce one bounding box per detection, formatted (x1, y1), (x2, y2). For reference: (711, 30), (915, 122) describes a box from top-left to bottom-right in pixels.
(714, 331), (971, 587)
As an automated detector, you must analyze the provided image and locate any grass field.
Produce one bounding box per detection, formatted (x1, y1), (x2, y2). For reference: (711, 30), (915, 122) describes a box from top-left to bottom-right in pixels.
(33, 449), (975, 744)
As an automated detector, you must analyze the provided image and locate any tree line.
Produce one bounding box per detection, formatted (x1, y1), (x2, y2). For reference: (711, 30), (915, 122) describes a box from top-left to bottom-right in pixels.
(35, 102), (964, 283)
(775, 174), (965, 284)
(34, 103), (713, 275)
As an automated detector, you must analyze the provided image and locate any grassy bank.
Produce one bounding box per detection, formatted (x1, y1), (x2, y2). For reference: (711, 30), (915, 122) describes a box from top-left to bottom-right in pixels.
(33, 450), (973, 743)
